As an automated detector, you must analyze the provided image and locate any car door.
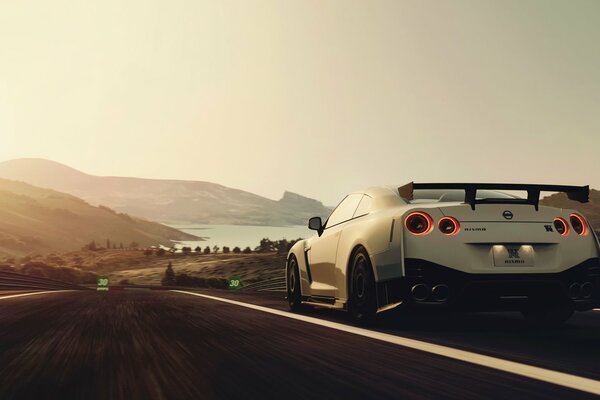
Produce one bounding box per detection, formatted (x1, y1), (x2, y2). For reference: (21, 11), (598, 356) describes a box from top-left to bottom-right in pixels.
(308, 193), (363, 298)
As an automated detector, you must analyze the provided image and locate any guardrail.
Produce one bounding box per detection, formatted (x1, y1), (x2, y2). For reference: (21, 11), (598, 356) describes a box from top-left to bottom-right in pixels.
(0, 271), (91, 291)
(241, 276), (286, 292)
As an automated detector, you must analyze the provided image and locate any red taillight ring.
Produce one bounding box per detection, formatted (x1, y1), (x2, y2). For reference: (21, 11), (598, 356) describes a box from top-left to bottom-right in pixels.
(569, 213), (589, 236)
(438, 217), (460, 235)
(405, 212), (434, 236)
(553, 218), (569, 236)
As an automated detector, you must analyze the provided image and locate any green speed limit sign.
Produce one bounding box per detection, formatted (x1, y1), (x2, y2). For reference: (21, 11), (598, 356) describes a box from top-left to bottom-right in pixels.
(97, 276), (109, 291)
(228, 276), (242, 290)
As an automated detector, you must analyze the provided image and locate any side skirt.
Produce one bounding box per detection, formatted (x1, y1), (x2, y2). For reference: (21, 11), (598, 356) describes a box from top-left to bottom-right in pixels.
(301, 295), (345, 309)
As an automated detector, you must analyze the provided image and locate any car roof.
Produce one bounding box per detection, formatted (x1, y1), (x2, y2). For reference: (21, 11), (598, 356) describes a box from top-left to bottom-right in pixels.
(353, 186), (406, 210)
(362, 186), (400, 199)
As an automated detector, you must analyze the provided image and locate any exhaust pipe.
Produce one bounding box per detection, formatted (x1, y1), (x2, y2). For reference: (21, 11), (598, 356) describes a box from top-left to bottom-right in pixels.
(411, 284), (430, 302)
(581, 282), (593, 299)
(432, 284), (449, 302)
(569, 282), (581, 299)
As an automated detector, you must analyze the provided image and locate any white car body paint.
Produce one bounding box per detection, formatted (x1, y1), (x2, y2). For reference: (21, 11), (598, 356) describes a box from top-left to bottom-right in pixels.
(286, 184), (600, 313)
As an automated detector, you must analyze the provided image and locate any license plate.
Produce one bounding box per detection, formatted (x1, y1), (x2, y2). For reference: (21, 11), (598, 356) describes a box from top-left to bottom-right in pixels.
(492, 245), (534, 267)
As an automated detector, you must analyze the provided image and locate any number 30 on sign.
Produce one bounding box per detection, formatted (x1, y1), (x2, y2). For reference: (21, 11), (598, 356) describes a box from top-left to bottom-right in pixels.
(97, 276), (109, 291)
(228, 277), (241, 290)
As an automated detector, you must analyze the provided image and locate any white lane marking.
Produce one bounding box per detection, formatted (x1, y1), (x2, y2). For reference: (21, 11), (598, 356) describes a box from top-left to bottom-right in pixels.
(173, 290), (600, 396)
(0, 290), (73, 300)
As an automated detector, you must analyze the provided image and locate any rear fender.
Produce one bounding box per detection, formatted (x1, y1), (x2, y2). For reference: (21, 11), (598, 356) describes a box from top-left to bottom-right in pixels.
(334, 212), (403, 300)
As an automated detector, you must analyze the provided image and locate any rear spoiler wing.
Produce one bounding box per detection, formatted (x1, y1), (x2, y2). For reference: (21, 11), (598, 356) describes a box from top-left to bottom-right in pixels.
(398, 182), (589, 210)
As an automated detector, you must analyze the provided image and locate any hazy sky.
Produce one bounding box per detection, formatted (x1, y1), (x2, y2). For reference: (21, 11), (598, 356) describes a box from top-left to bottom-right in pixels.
(1, 0), (599, 205)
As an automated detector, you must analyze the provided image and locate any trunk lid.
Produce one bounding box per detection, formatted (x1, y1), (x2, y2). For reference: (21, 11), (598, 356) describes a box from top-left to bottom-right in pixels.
(437, 203), (558, 223)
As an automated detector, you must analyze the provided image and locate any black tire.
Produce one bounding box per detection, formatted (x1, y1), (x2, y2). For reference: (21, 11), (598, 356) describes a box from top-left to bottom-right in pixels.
(348, 248), (377, 323)
(287, 256), (304, 312)
(521, 303), (574, 327)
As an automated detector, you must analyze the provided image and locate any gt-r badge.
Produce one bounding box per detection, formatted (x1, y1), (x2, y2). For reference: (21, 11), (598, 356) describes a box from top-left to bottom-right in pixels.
(502, 210), (514, 220)
(507, 248), (520, 259)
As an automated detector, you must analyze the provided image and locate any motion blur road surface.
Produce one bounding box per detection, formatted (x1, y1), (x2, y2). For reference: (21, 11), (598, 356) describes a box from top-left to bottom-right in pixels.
(1, 290), (599, 400)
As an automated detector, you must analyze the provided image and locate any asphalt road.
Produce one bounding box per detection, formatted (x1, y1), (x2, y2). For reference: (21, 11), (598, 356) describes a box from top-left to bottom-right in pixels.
(0, 289), (599, 400)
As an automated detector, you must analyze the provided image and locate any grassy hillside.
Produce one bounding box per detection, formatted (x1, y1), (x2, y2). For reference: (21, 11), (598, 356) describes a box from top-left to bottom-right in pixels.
(540, 189), (600, 231)
(0, 158), (332, 225)
(0, 179), (198, 257)
(2, 249), (286, 287)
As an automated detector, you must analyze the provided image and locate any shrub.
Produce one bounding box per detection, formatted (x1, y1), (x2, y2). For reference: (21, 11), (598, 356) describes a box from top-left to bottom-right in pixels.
(19, 262), (97, 284)
(207, 277), (228, 289)
(161, 262), (176, 286)
(174, 273), (200, 287)
(0, 264), (16, 272)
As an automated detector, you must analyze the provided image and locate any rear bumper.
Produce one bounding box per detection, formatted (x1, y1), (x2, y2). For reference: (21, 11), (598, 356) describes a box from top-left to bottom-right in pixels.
(386, 258), (600, 312)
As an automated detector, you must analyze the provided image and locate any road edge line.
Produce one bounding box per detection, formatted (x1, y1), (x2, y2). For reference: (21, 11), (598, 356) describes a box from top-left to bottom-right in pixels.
(0, 290), (73, 300)
(172, 289), (600, 396)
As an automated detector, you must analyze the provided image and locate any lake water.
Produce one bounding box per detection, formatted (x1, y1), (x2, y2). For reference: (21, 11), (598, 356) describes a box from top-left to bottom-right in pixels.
(169, 224), (313, 250)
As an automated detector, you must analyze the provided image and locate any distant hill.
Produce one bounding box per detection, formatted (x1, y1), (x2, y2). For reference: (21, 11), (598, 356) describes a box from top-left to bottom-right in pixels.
(540, 189), (600, 231)
(0, 158), (332, 226)
(0, 179), (198, 257)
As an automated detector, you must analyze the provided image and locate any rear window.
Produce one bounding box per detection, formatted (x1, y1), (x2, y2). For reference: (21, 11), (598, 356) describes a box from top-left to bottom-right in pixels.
(410, 189), (520, 204)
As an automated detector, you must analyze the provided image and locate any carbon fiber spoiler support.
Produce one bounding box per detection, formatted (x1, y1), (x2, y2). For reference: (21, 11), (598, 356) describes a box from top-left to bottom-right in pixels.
(398, 182), (589, 210)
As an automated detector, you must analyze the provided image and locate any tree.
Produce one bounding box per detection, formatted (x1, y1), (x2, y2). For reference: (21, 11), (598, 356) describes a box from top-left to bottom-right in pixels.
(181, 246), (192, 255)
(143, 249), (153, 256)
(88, 240), (97, 251)
(194, 246), (202, 253)
(156, 248), (166, 256)
(119, 242), (124, 249)
(113, 242), (117, 249)
(242, 246), (252, 254)
(161, 262), (176, 286)
(232, 246), (241, 254)
(129, 242), (140, 249)
(222, 246), (230, 254)
(106, 239), (111, 250)
(256, 238), (274, 253)
(203, 246), (211, 254)
(212, 245), (220, 254)
(274, 239), (289, 254)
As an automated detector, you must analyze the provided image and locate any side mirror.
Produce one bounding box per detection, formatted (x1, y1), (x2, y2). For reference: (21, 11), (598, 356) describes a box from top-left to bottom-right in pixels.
(308, 217), (323, 231)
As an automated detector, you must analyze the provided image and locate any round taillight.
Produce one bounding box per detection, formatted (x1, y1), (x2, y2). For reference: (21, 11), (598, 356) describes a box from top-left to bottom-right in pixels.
(405, 212), (433, 235)
(553, 218), (569, 236)
(569, 213), (588, 236)
(438, 217), (460, 235)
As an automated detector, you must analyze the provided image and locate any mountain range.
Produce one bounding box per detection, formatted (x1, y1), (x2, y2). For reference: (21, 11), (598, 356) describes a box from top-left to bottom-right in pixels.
(1, 158), (596, 232)
(0, 178), (198, 257)
(0, 159), (332, 226)
(540, 189), (600, 231)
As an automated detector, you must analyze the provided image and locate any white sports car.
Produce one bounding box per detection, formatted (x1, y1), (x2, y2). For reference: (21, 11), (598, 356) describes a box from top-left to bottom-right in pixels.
(286, 183), (600, 324)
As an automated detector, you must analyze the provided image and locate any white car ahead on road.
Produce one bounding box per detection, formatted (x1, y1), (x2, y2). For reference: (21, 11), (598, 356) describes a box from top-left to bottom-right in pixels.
(286, 183), (600, 324)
